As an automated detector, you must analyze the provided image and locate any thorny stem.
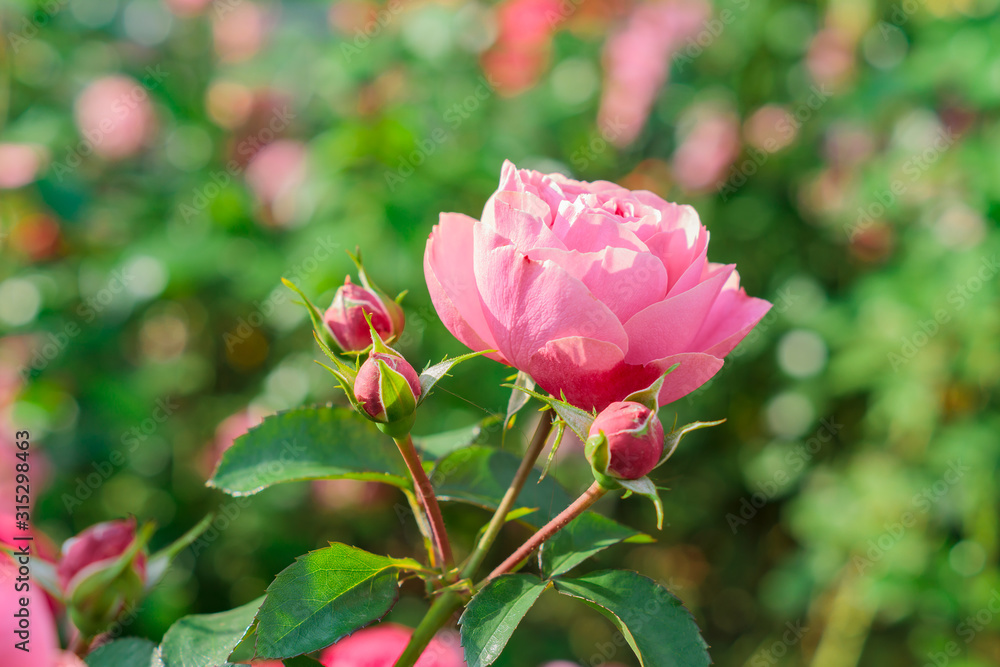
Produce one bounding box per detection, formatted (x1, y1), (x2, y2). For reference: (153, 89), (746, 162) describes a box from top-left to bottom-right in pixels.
(481, 481), (607, 585)
(394, 434), (454, 571)
(392, 415), (554, 667)
(460, 415), (554, 580)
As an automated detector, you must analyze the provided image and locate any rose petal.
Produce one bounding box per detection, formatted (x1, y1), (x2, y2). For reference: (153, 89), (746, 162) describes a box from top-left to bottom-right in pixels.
(425, 213), (508, 363)
(474, 224), (628, 369)
(692, 271), (772, 357)
(622, 264), (735, 362)
(554, 203), (649, 252)
(482, 189), (566, 250)
(527, 246), (668, 323)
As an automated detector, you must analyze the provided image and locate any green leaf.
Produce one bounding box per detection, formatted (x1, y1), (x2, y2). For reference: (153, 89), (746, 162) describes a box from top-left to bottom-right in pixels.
(459, 574), (550, 667)
(554, 570), (710, 667)
(248, 543), (409, 659)
(432, 446), (570, 525)
(85, 638), (157, 667)
(418, 351), (492, 405)
(657, 419), (725, 468)
(160, 596), (263, 667)
(413, 422), (485, 460)
(282, 655), (324, 666)
(208, 406), (411, 496)
(539, 512), (652, 578)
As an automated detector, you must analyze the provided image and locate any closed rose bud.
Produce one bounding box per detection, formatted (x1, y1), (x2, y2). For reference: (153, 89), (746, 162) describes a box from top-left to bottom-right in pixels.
(57, 519), (148, 637)
(324, 276), (405, 352)
(354, 352), (421, 435)
(586, 401), (664, 480)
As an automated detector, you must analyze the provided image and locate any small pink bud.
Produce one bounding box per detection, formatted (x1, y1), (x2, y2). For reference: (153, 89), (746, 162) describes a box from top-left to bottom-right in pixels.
(323, 276), (405, 352)
(354, 352), (421, 425)
(587, 401), (664, 480)
(57, 519), (148, 636)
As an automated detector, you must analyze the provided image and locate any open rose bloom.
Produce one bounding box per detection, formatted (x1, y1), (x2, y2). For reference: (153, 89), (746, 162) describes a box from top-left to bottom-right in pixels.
(425, 161), (771, 411)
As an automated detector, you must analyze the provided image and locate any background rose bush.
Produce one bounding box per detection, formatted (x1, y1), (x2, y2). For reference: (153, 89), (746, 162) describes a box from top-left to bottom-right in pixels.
(2, 1), (998, 666)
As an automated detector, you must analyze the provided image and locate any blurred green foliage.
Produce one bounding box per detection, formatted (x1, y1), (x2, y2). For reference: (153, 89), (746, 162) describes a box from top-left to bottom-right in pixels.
(1, 0), (998, 665)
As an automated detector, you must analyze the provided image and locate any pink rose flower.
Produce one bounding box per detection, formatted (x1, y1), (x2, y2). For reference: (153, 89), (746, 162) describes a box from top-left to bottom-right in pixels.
(0, 518), (60, 667)
(319, 623), (465, 667)
(424, 161), (771, 411)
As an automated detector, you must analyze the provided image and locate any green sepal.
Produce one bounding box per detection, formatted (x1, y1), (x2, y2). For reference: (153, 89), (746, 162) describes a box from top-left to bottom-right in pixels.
(417, 350), (492, 405)
(618, 476), (664, 530)
(656, 418), (725, 469)
(315, 360), (363, 413)
(622, 365), (678, 411)
(281, 277), (337, 351)
(505, 384), (596, 441)
(363, 310), (394, 356)
(311, 329), (358, 381)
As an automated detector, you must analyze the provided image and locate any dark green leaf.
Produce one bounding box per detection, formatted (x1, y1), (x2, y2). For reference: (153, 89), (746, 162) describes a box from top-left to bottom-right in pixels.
(432, 446), (570, 524)
(85, 638), (157, 667)
(554, 570), (710, 667)
(459, 574), (549, 667)
(413, 422), (484, 459)
(249, 543), (409, 659)
(282, 654), (324, 666)
(160, 596), (263, 667)
(539, 512), (652, 578)
(208, 406), (410, 496)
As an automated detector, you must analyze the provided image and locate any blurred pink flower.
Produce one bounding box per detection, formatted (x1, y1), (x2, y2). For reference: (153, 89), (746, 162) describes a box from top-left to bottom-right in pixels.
(319, 623), (465, 667)
(598, 0), (710, 146)
(203, 407), (268, 477)
(74, 76), (156, 160)
(213, 2), (269, 63)
(672, 105), (741, 193)
(806, 27), (855, 89)
(744, 105), (796, 153)
(481, 0), (562, 96)
(0, 143), (48, 189)
(163, 0), (213, 17)
(245, 139), (308, 227)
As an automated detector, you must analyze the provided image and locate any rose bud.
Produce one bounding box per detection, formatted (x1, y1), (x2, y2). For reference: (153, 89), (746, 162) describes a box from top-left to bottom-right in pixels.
(354, 351), (422, 435)
(324, 276), (405, 353)
(57, 519), (148, 637)
(586, 401), (664, 480)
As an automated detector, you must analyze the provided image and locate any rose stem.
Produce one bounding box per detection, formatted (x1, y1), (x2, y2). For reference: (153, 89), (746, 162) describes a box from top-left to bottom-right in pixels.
(392, 415), (554, 667)
(460, 414), (554, 579)
(480, 481), (607, 585)
(394, 434), (454, 571)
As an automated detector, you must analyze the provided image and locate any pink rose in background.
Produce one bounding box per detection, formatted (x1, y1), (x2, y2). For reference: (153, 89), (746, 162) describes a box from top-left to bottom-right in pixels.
(424, 161), (771, 411)
(0, 143), (48, 189)
(163, 0), (214, 17)
(202, 407), (268, 477)
(319, 623), (465, 667)
(245, 139), (308, 227)
(481, 0), (562, 96)
(74, 76), (156, 160)
(598, 0), (710, 146)
(213, 1), (269, 63)
(672, 104), (741, 193)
